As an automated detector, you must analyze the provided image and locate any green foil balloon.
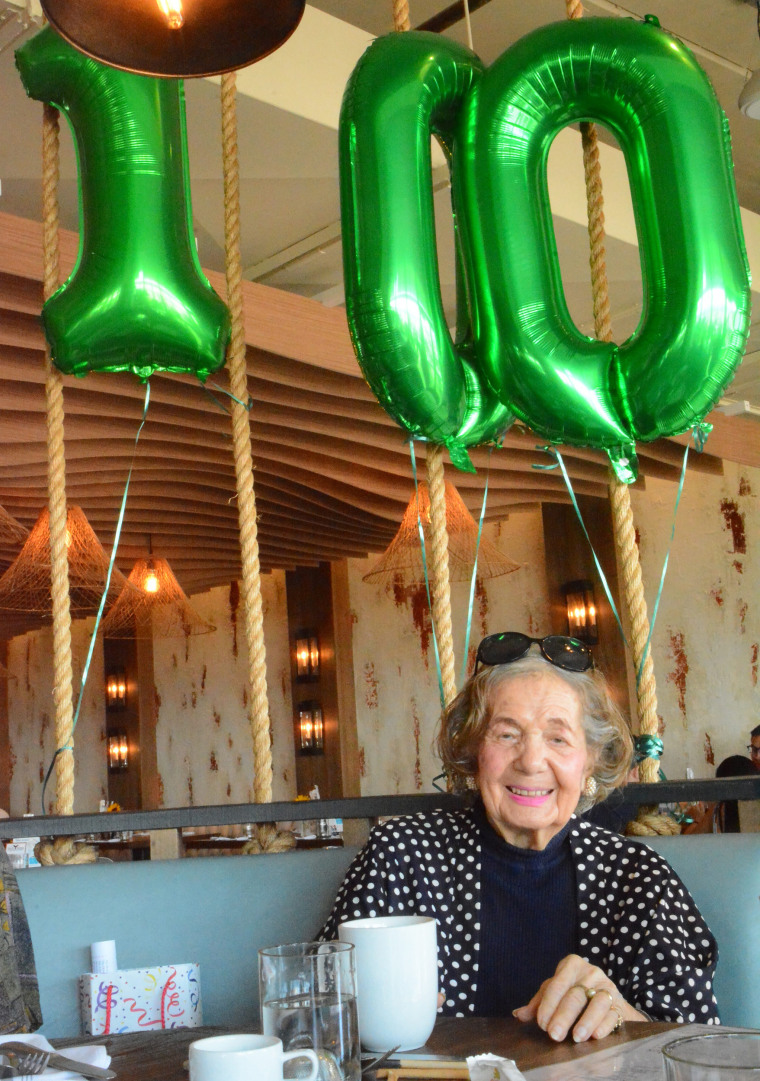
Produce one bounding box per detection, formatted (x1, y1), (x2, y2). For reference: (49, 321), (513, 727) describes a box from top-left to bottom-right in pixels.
(341, 21), (751, 479)
(16, 27), (230, 381)
(339, 32), (514, 469)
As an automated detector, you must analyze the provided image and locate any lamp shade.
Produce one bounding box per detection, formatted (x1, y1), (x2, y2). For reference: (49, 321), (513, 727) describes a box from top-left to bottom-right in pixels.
(40, 0), (306, 77)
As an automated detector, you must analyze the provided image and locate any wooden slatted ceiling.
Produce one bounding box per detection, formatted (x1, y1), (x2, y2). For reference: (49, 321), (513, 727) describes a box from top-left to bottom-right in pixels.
(0, 210), (751, 603)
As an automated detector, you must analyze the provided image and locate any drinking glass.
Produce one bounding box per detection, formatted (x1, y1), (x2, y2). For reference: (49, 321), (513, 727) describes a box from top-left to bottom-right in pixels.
(338, 915), (438, 1052)
(662, 1033), (760, 1081)
(259, 941), (360, 1081)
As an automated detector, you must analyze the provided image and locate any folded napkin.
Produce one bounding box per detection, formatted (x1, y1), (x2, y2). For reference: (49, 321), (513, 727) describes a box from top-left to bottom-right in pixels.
(0, 1034), (111, 1079)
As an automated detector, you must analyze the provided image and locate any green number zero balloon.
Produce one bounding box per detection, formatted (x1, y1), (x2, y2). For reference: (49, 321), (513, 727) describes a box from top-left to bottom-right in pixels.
(340, 19), (751, 480)
(15, 27), (230, 382)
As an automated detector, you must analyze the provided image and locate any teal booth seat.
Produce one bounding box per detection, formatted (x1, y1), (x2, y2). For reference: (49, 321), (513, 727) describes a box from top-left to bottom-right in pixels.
(16, 834), (760, 1037)
(641, 834), (760, 1029)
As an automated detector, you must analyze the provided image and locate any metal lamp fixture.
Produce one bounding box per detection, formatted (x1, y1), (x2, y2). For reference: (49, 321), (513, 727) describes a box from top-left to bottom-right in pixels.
(105, 670), (127, 709)
(295, 630), (320, 682)
(107, 730), (129, 772)
(39, 0), (306, 78)
(297, 701), (324, 755)
(564, 579), (598, 645)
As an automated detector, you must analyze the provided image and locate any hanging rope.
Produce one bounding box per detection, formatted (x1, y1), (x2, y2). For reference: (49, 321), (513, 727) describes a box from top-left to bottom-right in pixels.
(563, 0), (667, 827)
(35, 102), (96, 864)
(220, 72), (293, 854)
(391, 0), (459, 713)
(426, 446), (457, 706)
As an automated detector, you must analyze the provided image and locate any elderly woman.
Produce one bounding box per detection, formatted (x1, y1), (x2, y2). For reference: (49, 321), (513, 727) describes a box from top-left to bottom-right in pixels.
(321, 632), (719, 1042)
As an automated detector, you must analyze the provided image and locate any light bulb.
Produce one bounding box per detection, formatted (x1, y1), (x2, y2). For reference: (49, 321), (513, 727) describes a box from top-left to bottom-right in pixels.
(144, 572), (159, 594)
(157, 0), (184, 29)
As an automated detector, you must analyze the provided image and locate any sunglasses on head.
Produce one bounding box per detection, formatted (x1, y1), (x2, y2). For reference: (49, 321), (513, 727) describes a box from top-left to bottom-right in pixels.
(473, 632), (593, 676)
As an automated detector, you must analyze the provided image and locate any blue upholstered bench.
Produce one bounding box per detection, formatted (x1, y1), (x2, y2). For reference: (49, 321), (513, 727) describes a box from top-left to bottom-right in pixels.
(16, 833), (760, 1037)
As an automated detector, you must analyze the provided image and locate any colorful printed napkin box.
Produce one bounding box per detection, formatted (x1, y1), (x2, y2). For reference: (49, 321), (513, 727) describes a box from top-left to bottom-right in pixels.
(79, 962), (202, 1035)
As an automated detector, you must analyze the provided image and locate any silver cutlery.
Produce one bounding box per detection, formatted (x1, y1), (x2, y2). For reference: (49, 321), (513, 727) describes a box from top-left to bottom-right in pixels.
(361, 1045), (401, 1076)
(0, 1042), (116, 1079)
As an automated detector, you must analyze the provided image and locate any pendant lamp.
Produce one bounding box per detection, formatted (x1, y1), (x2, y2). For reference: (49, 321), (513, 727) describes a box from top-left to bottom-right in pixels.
(100, 556), (215, 638)
(39, 0), (305, 78)
(363, 481), (522, 586)
(0, 506), (129, 615)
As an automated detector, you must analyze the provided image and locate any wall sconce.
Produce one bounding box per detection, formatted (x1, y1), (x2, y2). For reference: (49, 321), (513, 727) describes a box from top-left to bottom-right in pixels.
(564, 579), (598, 645)
(107, 730), (129, 772)
(105, 670), (127, 709)
(295, 629), (320, 682)
(297, 701), (324, 755)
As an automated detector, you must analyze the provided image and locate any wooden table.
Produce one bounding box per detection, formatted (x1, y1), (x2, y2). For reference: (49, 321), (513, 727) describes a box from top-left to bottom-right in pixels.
(56, 1016), (674, 1081)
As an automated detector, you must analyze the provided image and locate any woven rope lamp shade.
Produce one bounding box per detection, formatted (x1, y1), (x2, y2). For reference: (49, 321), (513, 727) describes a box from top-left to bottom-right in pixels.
(0, 506), (128, 615)
(100, 557), (215, 639)
(363, 481), (521, 585)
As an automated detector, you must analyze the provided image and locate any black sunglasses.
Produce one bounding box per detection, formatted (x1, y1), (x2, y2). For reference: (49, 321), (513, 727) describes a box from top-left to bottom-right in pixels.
(473, 632), (593, 676)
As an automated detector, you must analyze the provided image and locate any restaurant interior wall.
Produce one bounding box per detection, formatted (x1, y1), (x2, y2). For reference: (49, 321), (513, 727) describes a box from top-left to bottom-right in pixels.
(3, 461), (760, 816)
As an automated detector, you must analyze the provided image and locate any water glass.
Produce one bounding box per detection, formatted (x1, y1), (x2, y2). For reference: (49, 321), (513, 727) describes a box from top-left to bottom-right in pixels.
(662, 1033), (760, 1081)
(338, 915), (438, 1052)
(259, 941), (360, 1081)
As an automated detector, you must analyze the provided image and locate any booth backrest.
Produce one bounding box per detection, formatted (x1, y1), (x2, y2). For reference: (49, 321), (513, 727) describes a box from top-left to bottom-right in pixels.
(639, 834), (760, 1029)
(16, 833), (760, 1037)
(18, 846), (359, 1037)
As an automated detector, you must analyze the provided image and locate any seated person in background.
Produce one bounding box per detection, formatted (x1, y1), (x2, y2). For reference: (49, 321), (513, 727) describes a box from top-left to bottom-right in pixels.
(750, 725), (760, 771)
(0, 842), (41, 1032)
(321, 632), (719, 1042)
(715, 751), (755, 832)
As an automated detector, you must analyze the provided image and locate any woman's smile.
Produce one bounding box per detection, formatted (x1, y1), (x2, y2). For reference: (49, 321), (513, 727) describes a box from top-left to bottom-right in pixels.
(506, 785), (553, 805)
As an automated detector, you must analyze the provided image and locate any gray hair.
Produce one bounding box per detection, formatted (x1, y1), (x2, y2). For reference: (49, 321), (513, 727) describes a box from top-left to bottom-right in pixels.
(437, 654), (633, 806)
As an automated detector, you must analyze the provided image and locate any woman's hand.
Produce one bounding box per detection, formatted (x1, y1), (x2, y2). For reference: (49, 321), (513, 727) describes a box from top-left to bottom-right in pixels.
(512, 954), (647, 1043)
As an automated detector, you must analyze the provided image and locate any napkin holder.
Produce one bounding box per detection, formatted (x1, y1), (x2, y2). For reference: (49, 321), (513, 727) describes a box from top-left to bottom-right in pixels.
(78, 961), (202, 1035)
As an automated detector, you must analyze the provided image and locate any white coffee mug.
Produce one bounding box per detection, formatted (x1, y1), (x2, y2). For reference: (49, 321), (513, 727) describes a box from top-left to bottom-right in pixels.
(189, 1033), (319, 1081)
(338, 915), (438, 1052)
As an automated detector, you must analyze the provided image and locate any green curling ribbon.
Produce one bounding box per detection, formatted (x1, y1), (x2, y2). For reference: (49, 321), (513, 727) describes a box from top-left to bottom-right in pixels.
(340, 20), (750, 478)
(16, 27), (231, 382)
(635, 735), (665, 763)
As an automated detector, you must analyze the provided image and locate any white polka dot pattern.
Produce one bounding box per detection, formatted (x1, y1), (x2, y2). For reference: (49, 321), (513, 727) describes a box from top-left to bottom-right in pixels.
(319, 811), (719, 1023)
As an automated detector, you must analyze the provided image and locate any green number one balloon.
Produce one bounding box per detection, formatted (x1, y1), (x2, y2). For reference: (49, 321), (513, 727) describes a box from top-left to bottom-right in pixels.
(16, 27), (231, 382)
(341, 19), (751, 480)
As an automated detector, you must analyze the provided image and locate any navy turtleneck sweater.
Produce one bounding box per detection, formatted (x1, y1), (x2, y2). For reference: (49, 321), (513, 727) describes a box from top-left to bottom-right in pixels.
(473, 802), (577, 1015)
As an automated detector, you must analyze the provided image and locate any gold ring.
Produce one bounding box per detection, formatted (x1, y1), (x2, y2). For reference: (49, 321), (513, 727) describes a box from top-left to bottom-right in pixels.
(587, 987), (614, 1008)
(610, 1004), (624, 1032)
(571, 984), (595, 1001)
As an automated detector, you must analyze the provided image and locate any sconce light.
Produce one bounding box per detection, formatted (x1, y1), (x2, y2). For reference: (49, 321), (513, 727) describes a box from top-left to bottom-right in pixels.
(564, 579), (598, 645)
(105, 670), (127, 709)
(295, 629), (320, 682)
(107, 730), (129, 772)
(297, 701), (324, 755)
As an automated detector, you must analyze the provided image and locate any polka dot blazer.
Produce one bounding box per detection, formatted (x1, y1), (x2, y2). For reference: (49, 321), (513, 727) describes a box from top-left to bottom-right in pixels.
(320, 809), (719, 1023)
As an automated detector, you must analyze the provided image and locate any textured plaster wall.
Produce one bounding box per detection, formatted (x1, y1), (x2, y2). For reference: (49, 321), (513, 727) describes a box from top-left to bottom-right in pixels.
(7, 617), (106, 815)
(631, 459), (760, 781)
(345, 509), (551, 796)
(5, 572), (296, 815)
(153, 573), (296, 808)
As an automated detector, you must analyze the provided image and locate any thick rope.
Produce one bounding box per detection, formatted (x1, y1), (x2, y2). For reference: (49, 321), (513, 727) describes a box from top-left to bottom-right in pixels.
(562, 0), (664, 819)
(391, 0), (458, 708)
(392, 0), (411, 32)
(221, 74), (287, 848)
(41, 104), (95, 862)
(426, 447), (457, 706)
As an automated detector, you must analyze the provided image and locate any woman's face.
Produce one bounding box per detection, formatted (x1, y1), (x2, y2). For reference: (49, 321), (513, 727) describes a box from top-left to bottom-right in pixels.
(476, 671), (595, 850)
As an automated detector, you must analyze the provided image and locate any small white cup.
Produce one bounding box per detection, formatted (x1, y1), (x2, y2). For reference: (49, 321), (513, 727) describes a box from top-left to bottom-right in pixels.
(338, 915), (438, 1052)
(189, 1033), (319, 1081)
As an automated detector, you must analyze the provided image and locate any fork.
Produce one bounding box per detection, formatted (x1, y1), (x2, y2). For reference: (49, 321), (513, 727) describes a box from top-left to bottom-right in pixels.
(0, 1041), (115, 1079)
(0, 1043), (48, 1075)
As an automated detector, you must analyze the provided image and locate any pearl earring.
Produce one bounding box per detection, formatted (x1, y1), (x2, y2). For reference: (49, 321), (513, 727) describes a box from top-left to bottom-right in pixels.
(583, 775), (598, 798)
